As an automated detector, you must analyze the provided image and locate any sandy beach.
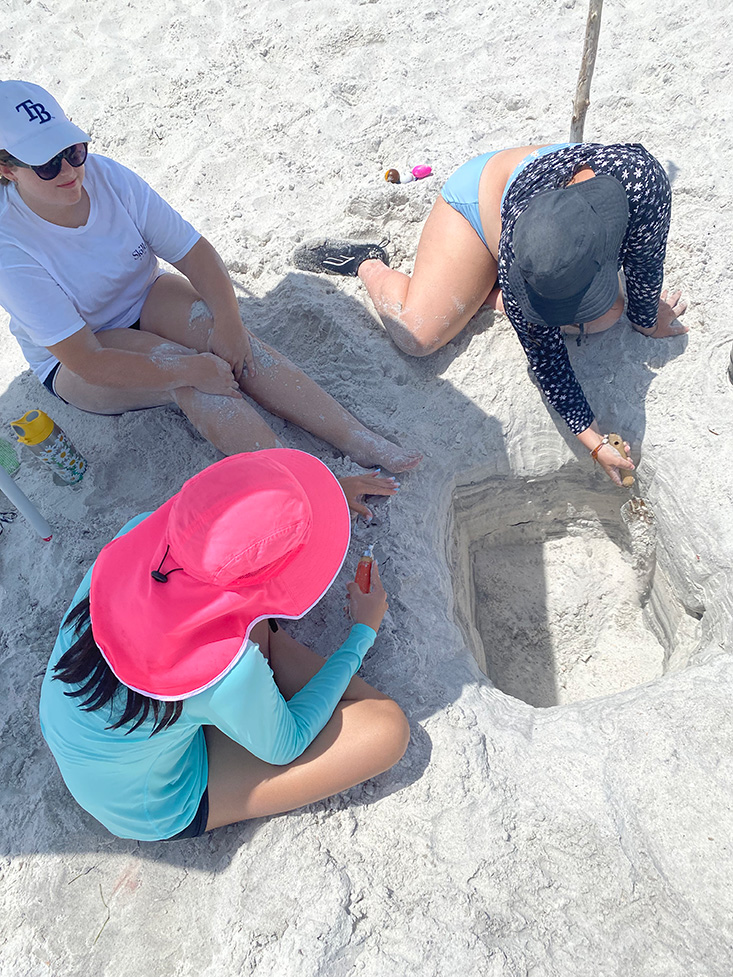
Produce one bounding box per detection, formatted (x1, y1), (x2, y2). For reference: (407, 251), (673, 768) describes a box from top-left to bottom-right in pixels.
(2, 1), (732, 974)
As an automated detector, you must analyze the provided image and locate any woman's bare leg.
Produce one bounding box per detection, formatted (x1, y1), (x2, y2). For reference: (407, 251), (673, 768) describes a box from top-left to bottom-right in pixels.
(357, 197), (498, 357)
(204, 622), (410, 829)
(482, 287), (505, 313)
(54, 328), (279, 455)
(140, 275), (421, 471)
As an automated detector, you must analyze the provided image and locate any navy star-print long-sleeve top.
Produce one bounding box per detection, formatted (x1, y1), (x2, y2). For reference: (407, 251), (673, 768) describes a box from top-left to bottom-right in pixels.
(498, 143), (671, 434)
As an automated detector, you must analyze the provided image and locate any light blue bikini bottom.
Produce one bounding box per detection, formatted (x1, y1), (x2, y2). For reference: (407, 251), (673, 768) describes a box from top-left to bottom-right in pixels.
(440, 143), (578, 248)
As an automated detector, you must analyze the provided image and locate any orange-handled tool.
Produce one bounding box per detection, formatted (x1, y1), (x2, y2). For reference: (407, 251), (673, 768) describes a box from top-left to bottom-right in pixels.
(355, 545), (375, 593)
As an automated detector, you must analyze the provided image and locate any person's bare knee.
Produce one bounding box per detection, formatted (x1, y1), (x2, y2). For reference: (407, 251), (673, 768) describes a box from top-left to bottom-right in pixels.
(398, 327), (441, 358)
(364, 696), (410, 769)
(358, 260), (442, 356)
(407, 335), (442, 358)
(378, 310), (445, 358)
(186, 298), (216, 349)
(139, 273), (211, 350)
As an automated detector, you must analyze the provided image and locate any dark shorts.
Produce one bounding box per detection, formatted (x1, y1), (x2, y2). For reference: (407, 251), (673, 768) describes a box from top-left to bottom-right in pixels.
(42, 319), (141, 400)
(166, 788), (209, 841)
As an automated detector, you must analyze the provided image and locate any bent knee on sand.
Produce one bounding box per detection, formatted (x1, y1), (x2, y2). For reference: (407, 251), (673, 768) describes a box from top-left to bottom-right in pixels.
(401, 335), (443, 358)
(380, 313), (452, 357)
(359, 696), (411, 767)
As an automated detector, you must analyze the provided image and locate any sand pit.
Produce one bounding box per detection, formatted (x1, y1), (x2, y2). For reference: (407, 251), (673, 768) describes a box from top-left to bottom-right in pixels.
(450, 472), (701, 706)
(1, 1), (733, 975)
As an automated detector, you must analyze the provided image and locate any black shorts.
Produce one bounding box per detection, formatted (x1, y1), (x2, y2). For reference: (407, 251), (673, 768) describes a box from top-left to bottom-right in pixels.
(42, 319), (142, 400)
(166, 788), (209, 841)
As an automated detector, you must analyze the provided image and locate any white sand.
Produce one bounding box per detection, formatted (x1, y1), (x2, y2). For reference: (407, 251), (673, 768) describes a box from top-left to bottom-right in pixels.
(2, 2), (733, 975)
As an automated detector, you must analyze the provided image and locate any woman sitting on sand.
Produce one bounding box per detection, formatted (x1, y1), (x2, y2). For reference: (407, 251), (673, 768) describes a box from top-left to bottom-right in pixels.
(0, 80), (420, 475)
(40, 450), (409, 841)
(294, 142), (687, 486)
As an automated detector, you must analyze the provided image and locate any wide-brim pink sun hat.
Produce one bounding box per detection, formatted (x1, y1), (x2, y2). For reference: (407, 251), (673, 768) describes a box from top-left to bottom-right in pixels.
(89, 450), (351, 700)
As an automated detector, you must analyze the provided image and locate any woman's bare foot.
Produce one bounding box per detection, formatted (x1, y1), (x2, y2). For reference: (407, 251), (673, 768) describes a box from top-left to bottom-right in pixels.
(342, 429), (423, 473)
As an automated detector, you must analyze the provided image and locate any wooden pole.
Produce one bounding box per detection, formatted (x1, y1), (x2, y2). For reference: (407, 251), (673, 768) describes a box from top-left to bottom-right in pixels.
(569, 0), (604, 143)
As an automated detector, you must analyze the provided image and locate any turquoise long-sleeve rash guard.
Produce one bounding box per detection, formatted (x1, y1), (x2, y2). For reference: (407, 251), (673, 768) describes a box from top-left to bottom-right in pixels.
(39, 514), (376, 841)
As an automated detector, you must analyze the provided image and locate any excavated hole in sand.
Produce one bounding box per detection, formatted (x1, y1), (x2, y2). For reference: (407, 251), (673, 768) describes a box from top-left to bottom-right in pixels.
(449, 472), (703, 707)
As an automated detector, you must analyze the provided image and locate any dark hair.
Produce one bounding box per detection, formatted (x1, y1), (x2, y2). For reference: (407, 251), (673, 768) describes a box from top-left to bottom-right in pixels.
(0, 149), (16, 186)
(53, 596), (182, 735)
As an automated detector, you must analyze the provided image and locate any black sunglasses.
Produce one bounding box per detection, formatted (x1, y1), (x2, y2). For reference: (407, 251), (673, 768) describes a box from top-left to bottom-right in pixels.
(8, 142), (88, 181)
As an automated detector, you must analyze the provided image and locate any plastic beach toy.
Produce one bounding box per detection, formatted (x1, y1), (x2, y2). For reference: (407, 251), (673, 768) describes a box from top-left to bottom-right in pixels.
(384, 164), (432, 185)
(411, 164), (432, 180)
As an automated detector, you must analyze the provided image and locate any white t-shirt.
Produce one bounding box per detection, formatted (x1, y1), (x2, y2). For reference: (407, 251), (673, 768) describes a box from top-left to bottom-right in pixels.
(0, 154), (200, 381)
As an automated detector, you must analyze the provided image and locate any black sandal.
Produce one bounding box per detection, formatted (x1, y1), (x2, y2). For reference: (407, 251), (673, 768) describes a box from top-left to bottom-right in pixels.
(292, 238), (389, 277)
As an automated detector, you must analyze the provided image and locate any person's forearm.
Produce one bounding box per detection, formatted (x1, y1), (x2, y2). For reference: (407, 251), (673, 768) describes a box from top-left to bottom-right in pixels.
(503, 296), (595, 435)
(266, 624), (377, 765)
(576, 422), (604, 452)
(625, 272), (663, 332)
(69, 346), (201, 391)
(577, 420), (635, 484)
(623, 154), (671, 331)
(173, 237), (240, 322)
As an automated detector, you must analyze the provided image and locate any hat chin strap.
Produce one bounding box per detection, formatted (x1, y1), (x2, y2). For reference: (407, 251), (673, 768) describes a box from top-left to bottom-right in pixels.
(150, 544), (183, 583)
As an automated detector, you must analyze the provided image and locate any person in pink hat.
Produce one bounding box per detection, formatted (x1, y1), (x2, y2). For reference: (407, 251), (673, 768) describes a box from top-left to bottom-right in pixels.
(0, 80), (421, 474)
(39, 450), (410, 841)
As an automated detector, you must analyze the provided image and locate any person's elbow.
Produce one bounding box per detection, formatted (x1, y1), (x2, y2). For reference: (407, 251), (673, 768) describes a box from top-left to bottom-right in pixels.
(46, 325), (105, 381)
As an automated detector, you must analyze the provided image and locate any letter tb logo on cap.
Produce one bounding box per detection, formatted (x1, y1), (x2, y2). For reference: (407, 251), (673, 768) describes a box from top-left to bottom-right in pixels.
(16, 99), (53, 124)
(0, 81), (90, 165)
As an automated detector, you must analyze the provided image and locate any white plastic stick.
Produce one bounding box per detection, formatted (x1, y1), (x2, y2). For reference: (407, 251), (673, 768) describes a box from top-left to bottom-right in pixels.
(0, 466), (53, 540)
